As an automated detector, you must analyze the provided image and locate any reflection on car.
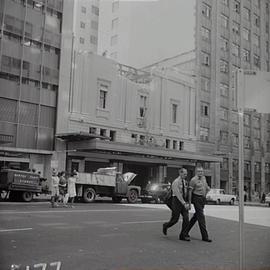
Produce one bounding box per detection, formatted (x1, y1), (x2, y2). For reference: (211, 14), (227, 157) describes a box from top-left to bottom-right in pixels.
(141, 182), (171, 204)
(206, 188), (236, 205)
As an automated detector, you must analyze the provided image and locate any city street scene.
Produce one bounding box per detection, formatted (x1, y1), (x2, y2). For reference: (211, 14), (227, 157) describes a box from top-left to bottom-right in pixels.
(0, 0), (270, 269)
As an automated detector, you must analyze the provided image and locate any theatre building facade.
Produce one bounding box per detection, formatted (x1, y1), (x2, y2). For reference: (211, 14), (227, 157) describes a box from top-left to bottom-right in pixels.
(56, 53), (221, 188)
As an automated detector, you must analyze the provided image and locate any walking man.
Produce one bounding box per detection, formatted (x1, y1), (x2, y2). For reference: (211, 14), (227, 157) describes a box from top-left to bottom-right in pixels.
(162, 168), (190, 241)
(186, 165), (212, 242)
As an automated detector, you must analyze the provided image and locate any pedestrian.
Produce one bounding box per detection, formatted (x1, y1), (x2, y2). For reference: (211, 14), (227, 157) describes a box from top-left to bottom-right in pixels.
(58, 171), (68, 207)
(162, 168), (190, 241)
(186, 165), (212, 242)
(261, 192), (266, 203)
(51, 169), (59, 208)
(67, 171), (77, 208)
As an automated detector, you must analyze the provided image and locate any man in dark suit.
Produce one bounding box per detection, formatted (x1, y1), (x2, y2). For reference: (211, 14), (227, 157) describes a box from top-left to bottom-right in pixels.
(162, 168), (190, 241)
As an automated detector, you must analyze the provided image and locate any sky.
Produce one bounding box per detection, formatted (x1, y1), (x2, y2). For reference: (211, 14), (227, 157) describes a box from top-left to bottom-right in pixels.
(98, 0), (196, 68)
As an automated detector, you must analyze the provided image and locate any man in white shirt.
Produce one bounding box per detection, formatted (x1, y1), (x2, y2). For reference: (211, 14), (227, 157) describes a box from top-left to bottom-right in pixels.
(162, 168), (190, 241)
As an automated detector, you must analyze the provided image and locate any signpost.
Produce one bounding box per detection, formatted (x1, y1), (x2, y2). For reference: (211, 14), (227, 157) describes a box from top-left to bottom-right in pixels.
(236, 70), (270, 270)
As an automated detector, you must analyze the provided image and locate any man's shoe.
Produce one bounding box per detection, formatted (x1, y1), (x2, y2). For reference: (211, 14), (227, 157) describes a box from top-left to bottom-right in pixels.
(179, 236), (190, 241)
(162, 224), (167, 236)
(202, 238), (212, 242)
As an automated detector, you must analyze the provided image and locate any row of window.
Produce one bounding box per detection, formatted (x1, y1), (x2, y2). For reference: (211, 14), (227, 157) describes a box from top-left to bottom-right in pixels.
(80, 20), (99, 30)
(89, 127), (116, 141)
(222, 160), (270, 174)
(79, 35), (98, 45)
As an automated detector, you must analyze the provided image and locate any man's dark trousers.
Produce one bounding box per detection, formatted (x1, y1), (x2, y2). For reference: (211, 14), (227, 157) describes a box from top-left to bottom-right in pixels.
(187, 194), (209, 240)
(163, 196), (189, 238)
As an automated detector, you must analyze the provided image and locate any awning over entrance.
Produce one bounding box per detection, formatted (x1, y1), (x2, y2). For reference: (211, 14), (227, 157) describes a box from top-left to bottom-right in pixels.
(67, 138), (222, 164)
(56, 132), (110, 142)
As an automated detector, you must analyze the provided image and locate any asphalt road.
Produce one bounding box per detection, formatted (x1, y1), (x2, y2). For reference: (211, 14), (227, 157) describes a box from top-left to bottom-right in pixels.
(0, 201), (269, 270)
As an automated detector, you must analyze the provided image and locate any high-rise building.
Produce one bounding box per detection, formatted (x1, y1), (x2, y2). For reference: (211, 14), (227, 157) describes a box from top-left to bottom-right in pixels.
(195, 0), (270, 198)
(69, 0), (100, 53)
(0, 0), (63, 177)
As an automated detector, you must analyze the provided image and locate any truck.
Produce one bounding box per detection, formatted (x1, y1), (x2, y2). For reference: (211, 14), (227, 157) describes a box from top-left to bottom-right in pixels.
(75, 168), (141, 203)
(0, 169), (42, 202)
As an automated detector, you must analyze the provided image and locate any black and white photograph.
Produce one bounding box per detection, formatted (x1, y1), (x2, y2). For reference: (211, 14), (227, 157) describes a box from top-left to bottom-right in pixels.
(0, 0), (270, 269)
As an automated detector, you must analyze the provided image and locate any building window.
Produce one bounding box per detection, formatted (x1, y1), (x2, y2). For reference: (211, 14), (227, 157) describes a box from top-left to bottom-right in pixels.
(243, 7), (250, 21)
(265, 163), (270, 173)
(254, 14), (260, 27)
(243, 28), (250, 41)
(111, 35), (118, 46)
(100, 129), (106, 137)
(200, 102), (209, 117)
(220, 131), (228, 144)
(90, 35), (97, 45)
(112, 18), (118, 30)
(200, 127), (209, 142)
(201, 51), (210, 66)
(80, 22), (85, 29)
(232, 43), (240, 57)
(173, 140), (177, 150)
(201, 76), (210, 91)
(220, 14), (229, 29)
(172, 103), (177, 124)
(254, 34), (260, 47)
(179, 141), (184, 150)
(267, 141), (270, 152)
(232, 133), (239, 146)
(139, 95), (147, 118)
(220, 37), (229, 51)
(89, 127), (97, 134)
(98, 82), (109, 109)
(112, 1), (119, 12)
(254, 54), (260, 67)
(220, 83), (229, 97)
(221, 158), (229, 170)
(91, 20), (98, 30)
(244, 161), (251, 173)
(232, 21), (240, 35)
(91, 5), (99, 16)
(99, 90), (107, 109)
(81, 6), (86, 13)
(254, 162), (261, 173)
(201, 27), (210, 41)
(79, 37), (85, 44)
(202, 3), (211, 18)
(220, 107), (229, 120)
(220, 60), (229, 73)
(110, 130), (116, 141)
(165, 139), (171, 149)
(244, 114), (251, 126)
(233, 0), (240, 13)
(243, 49), (250, 62)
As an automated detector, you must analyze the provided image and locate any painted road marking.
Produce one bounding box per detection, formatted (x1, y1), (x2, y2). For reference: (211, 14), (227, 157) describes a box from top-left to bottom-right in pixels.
(121, 220), (167, 224)
(0, 208), (160, 215)
(0, 227), (33, 232)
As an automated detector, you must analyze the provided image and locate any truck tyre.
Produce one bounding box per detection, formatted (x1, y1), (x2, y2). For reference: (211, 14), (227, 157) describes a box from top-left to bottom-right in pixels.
(112, 196), (122, 203)
(83, 187), (96, 203)
(22, 191), (33, 202)
(127, 189), (138, 203)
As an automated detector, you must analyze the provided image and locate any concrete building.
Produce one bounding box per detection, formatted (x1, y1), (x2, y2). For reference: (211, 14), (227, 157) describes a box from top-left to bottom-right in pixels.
(56, 52), (221, 187)
(195, 0), (270, 199)
(67, 0), (100, 53)
(0, 0), (63, 179)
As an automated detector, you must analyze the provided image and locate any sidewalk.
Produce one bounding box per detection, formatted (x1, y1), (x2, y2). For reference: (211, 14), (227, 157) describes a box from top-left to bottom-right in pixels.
(236, 201), (270, 207)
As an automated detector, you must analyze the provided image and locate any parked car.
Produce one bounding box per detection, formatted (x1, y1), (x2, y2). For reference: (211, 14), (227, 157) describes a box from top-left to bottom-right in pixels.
(206, 188), (236, 205)
(265, 193), (270, 207)
(141, 182), (171, 203)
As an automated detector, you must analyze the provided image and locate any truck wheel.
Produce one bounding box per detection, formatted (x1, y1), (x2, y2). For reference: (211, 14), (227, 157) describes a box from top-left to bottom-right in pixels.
(112, 196), (122, 203)
(127, 189), (138, 203)
(230, 198), (235, 205)
(22, 191), (33, 202)
(83, 188), (96, 203)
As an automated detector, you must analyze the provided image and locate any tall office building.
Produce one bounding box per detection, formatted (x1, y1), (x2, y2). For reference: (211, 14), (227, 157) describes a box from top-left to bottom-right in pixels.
(0, 0), (63, 177)
(68, 0), (100, 53)
(195, 0), (270, 197)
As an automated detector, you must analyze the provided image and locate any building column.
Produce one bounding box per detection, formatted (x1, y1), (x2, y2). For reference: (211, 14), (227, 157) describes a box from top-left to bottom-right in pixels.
(250, 157), (255, 200)
(110, 162), (123, 173)
(228, 153), (233, 193)
(157, 165), (166, 183)
(213, 162), (220, 188)
(261, 157), (265, 194)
